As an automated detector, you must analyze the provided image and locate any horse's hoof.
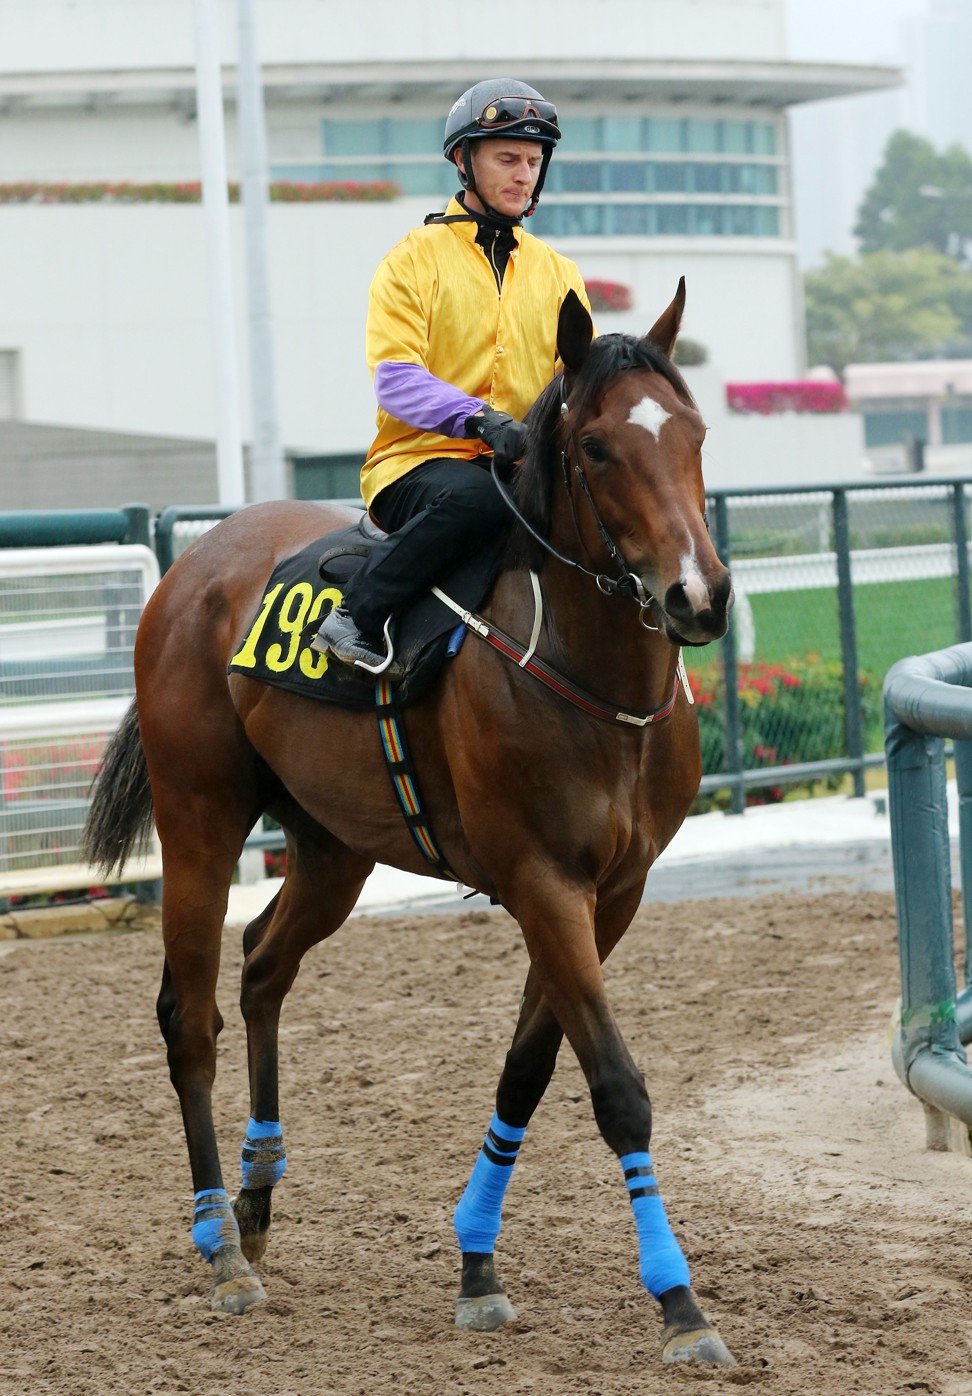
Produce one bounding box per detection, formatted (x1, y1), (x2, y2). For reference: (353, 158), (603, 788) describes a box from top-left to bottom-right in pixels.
(661, 1326), (736, 1366)
(239, 1229), (269, 1264)
(233, 1188), (272, 1264)
(210, 1273), (267, 1316)
(455, 1292), (518, 1332)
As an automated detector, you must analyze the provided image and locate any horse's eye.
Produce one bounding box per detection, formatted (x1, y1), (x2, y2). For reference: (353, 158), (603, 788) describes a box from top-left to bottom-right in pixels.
(582, 437), (607, 464)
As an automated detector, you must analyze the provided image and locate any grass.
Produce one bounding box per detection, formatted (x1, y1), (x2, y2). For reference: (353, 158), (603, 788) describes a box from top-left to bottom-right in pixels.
(683, 574), (965, 758)
(684, 575), (960, 685)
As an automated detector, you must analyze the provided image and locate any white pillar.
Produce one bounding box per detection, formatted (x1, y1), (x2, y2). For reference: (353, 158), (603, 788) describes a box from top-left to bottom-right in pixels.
(193, 0), (246, 505)
(927, 397), (944, 448)
(237, 0), (287, 502)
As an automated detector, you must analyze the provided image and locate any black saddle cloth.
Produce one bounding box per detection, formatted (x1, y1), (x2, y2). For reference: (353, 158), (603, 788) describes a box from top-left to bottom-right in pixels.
(227, 512), (505, 709)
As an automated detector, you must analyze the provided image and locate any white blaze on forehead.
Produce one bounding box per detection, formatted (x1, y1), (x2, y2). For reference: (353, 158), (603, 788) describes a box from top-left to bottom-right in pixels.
(628, 395), (672, 441)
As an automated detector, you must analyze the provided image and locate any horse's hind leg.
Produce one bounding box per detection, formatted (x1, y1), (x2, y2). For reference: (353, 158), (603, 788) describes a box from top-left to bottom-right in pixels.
(234, 807), (373, 1264)
(149, 713), (268, 1315)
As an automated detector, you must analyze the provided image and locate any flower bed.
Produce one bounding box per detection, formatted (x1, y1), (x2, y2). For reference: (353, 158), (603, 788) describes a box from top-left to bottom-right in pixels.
(726, 381), (848, 415)
(584, 279), (633, 312)
(0, 180), (400, 205)
(687, 656), (877, 809)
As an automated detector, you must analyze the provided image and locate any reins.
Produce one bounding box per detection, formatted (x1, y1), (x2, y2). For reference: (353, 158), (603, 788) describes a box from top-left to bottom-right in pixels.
(489, 380), (661, 633)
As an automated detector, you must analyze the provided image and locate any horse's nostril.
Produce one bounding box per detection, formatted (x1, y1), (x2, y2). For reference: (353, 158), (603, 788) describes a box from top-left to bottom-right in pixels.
(663, 581), (696, 621)
(714, 572), (733, 612)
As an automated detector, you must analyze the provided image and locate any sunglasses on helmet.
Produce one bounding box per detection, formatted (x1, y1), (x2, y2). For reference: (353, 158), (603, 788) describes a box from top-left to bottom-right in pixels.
(476, 97), (561, 137)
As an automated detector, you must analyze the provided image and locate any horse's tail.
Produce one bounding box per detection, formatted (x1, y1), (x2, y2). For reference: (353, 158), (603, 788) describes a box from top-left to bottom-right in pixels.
(81, 699), (155, 878)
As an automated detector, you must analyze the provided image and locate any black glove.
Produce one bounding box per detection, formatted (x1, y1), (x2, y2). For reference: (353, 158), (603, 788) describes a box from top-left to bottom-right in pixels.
(465, 405), (528, 467)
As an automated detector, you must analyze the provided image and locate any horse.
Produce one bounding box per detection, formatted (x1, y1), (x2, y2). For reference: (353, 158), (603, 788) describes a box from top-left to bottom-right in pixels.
(82, 284), (735, 1367)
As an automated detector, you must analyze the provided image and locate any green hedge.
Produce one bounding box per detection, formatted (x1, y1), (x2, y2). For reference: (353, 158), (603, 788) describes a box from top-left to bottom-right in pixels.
(0, 180), (399, 204)
(687, 656), (879, 810)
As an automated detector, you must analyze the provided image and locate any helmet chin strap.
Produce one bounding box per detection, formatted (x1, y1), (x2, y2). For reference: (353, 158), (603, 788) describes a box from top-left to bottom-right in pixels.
(457, 140), (551, 225)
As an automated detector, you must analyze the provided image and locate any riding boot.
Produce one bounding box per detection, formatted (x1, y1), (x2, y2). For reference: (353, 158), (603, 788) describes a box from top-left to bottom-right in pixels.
(311, 604), (403, 680)
(340, 478), (509, 639)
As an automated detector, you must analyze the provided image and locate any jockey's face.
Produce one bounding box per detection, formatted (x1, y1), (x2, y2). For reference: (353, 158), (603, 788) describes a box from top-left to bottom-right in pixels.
(457, 138), (544, 218)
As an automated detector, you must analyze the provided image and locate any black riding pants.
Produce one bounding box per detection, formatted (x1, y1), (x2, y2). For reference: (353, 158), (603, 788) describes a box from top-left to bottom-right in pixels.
(343, 456), (509, 638)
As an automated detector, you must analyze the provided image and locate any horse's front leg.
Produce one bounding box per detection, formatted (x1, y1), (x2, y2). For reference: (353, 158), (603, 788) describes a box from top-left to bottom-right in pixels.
(503, 873), (734, 1367)
(453, 965), (563, 1329)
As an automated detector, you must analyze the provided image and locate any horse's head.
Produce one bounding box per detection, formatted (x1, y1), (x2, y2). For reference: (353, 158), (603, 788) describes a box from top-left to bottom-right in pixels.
(548, 283), (732, 646)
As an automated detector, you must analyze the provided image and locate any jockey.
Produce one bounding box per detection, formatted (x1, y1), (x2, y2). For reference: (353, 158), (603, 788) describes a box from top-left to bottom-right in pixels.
(312, 78), (593, 674)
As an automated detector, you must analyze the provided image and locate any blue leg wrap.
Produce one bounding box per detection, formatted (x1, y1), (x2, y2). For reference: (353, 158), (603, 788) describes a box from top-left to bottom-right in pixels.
(192, 1188), (241, 1262)
(453, 1112), (526, 1254)
(620, 1152), (691, 1299)
(240, 1116), (287, 1190)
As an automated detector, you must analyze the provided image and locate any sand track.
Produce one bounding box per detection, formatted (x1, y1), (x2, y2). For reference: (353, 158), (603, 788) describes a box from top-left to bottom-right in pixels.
(3, 890), (972, 1395)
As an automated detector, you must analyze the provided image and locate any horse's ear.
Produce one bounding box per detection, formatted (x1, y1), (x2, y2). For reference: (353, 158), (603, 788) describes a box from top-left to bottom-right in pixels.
(557, 289), (594, 375)
(645, 276), (686, 359)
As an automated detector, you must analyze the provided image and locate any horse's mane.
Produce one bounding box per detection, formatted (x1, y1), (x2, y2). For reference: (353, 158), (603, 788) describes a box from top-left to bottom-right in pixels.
(503, 333), (695, 573)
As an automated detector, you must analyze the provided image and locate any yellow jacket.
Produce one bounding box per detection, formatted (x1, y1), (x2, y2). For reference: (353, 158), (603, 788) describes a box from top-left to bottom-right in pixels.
(361, 196), (591, 508)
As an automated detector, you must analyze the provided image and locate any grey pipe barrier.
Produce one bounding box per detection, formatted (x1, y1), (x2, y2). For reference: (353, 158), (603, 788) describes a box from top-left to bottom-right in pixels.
(885, 642), (972, 1145)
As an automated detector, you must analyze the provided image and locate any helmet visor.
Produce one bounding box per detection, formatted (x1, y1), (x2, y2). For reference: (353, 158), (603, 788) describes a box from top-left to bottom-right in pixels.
(476, 97), (560, 141)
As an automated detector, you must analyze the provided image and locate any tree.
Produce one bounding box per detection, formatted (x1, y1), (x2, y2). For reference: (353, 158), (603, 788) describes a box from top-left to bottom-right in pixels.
(804, 247), (972, 373)
(855, 130), (972, 263)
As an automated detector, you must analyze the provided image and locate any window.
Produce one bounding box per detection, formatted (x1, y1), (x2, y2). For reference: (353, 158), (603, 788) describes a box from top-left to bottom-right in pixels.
(723, 121), (750, 155)
(754, 207), (780, 236)
(609, 205), (655, 236)
(943, 404), (972, 445)
(608, 162), (650, 193)
(690, 205), (725, 236)
(386, 119), (440, 155)
(687, 120), (719, 154)
(562, 117), (601, 151)
(657, 205), (689, 235)
(394, 164), (447, 196)
(560, 204), (604, 236)
(602, 116), (643, 152)
(645, 118), (683, 153)
(689, 163), (725, 194)
(324, 120), (381, 157)
(291, 453), (364, 501)
(652, 163), (688, 193)
(752, 123), (776, 155)
(298, 116), (786, 241)
(559, 161), (604, 193)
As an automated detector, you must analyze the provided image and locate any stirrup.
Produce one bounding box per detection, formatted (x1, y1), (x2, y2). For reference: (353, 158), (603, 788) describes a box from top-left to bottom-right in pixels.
(352, 617), (398, 676)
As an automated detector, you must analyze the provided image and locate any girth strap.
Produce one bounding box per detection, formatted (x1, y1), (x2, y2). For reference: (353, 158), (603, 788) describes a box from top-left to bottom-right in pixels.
(375, 676), (459, 881)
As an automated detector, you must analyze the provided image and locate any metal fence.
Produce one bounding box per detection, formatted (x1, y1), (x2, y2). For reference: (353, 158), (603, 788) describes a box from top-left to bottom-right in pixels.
(1, 479), (969, 897)
(695, 477), (972, 812)
(157, 481), (972, 827)
(885, 644), (972, 1149)
(0, 533), (161, 892)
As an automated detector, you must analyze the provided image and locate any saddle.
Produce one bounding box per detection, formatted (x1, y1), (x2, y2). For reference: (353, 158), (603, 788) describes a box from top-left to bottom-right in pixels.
(227, 512), (505, 709)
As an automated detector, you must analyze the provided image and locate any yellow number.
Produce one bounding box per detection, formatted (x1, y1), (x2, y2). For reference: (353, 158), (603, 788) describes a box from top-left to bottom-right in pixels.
(230, 583), (284, 670)
(298, 586), (343, 680)
(266, 582), (314, 672)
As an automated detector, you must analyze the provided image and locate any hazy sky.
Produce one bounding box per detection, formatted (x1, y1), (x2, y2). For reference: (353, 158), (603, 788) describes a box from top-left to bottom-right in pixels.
(785, 0), (929, 64)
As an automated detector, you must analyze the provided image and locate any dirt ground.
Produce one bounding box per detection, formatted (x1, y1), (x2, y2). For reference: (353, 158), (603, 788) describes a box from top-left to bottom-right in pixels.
(3, 889), (972, 1396)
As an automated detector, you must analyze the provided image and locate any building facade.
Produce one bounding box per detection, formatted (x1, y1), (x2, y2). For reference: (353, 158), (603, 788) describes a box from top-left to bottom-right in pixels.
(0, 0), (896, 496)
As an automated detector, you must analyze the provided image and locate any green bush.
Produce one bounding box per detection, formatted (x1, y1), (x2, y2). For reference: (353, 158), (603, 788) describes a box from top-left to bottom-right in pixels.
(686, 656), (878, 810)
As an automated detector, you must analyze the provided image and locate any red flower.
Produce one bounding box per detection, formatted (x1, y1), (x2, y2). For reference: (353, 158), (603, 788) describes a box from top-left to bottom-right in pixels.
(584, 279), (633, 313)
(726, 381), (848, 416)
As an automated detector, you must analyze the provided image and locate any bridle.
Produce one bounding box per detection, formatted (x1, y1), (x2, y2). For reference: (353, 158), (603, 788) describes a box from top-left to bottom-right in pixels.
(489, 379), (662, 633)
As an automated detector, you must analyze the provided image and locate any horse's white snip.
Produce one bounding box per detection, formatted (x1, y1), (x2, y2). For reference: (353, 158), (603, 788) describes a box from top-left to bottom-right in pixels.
(628, 395), (671, 441)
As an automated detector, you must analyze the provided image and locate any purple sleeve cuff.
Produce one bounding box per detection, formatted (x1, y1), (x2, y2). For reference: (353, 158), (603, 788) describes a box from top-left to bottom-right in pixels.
(374, 361), (485, 438)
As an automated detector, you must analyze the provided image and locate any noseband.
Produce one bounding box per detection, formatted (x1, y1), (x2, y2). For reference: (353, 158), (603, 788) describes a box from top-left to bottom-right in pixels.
(489, 381), (661, 632)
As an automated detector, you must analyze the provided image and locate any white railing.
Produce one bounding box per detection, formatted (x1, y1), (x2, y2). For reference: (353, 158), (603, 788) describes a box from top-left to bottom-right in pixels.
(0, 543), (162, 894)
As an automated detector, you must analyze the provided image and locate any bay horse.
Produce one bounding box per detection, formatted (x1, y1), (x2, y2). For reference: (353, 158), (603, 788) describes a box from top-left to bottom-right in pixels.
(83, 285), (735, 1367)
